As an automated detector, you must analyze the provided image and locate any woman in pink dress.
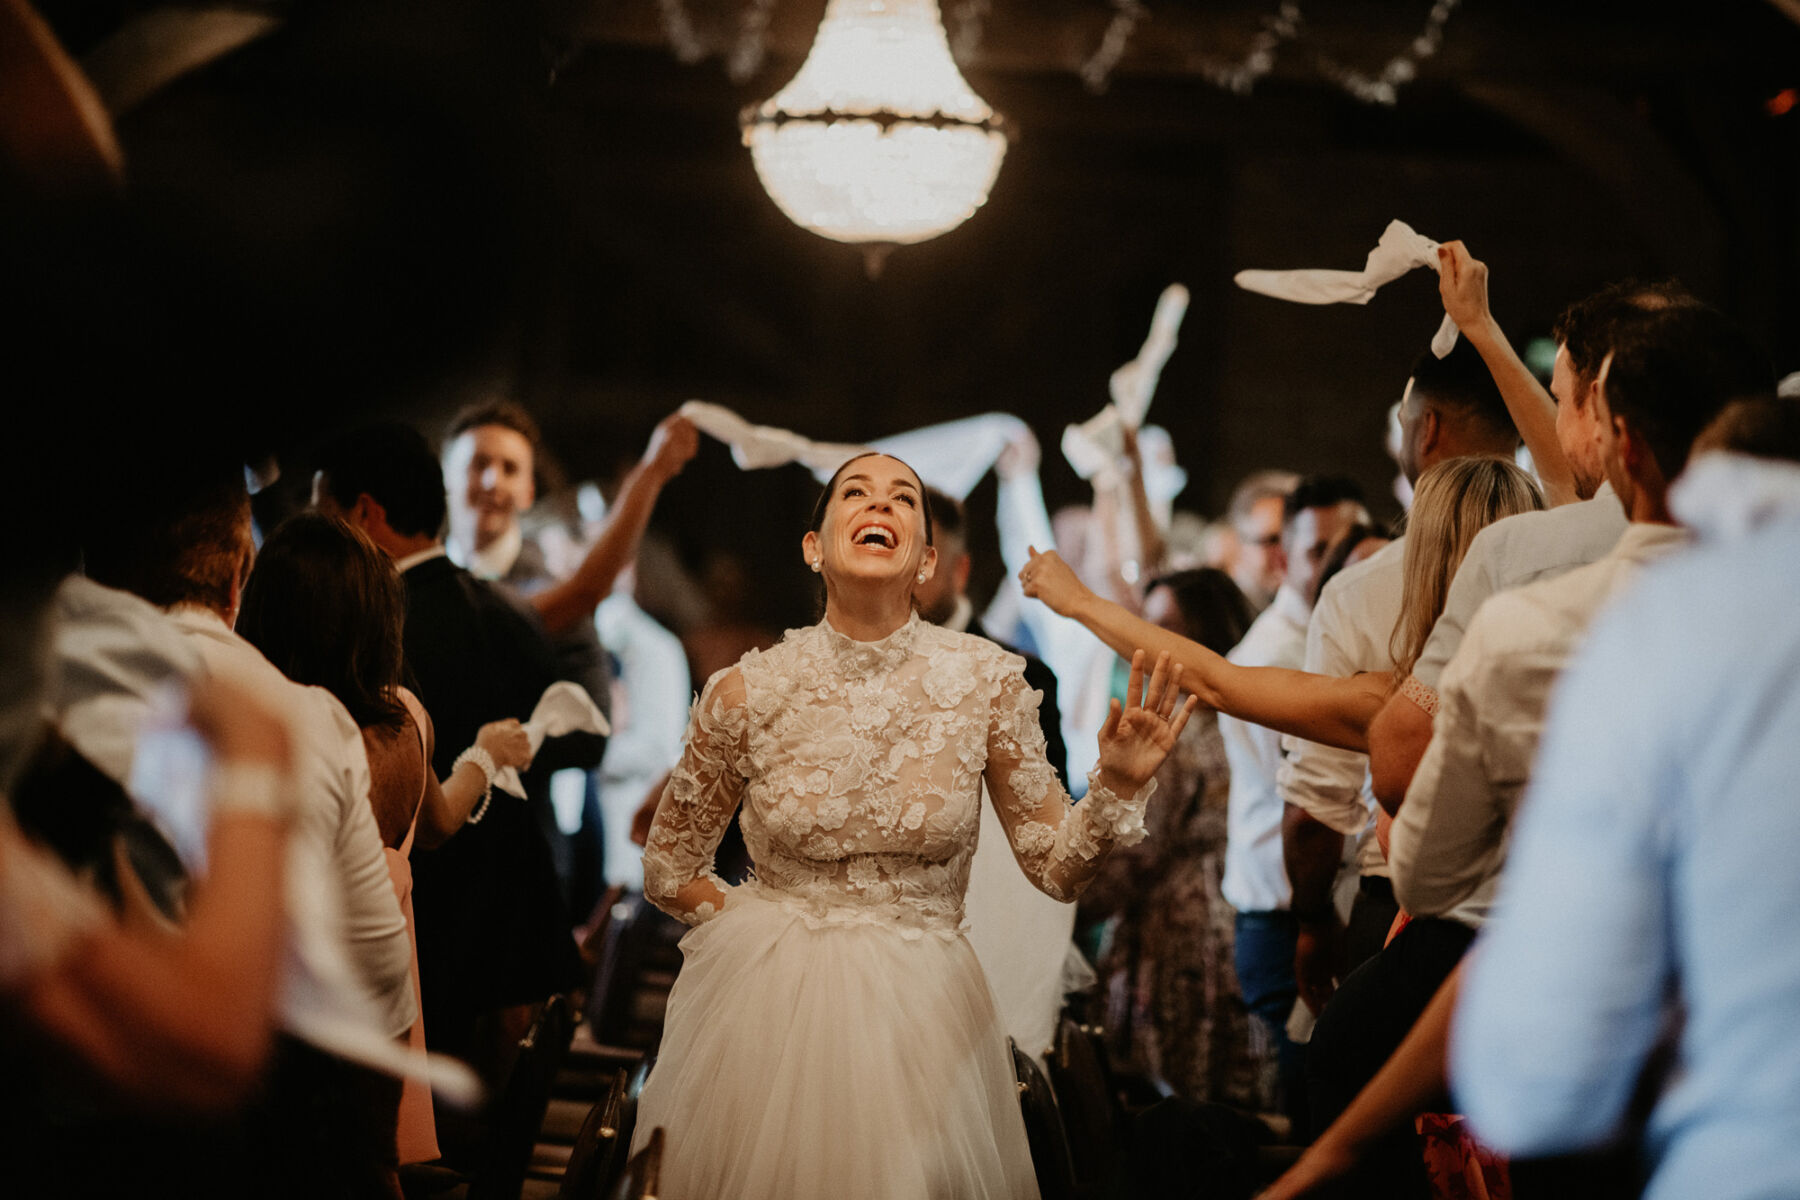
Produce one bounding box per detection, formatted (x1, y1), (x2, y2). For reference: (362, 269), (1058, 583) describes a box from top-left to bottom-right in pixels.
(239, 512), (535, 1170)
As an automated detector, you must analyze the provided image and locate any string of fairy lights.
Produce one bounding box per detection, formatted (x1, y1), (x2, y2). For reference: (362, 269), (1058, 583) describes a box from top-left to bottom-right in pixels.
(653, 0), (1463, 106)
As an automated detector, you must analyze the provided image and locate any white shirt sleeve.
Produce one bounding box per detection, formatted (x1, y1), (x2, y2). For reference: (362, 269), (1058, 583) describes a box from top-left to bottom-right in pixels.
(1278, 588), (1376, 836)
(1389, 614), (1511, 919)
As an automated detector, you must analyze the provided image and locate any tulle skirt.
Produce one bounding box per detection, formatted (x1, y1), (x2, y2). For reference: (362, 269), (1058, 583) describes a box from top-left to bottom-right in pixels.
(633, 891), (1040, 1200)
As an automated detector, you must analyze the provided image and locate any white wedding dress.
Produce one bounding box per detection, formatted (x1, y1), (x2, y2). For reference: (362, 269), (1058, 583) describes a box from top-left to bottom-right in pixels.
(635, 614), (1153, 1200)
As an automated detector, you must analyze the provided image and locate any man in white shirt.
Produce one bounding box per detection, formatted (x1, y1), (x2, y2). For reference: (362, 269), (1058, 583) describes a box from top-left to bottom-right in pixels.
(1280, 338), (1526, 1020)
(1317, 303), (1771, 1197)
(1391, 304), (1772, 922)
(1220, 475), (1366, 1121)
(1225, 469), (1301, 614)
(84, 468), (416, 1193)
(1367, 272), (1699, 807)
(1454, 412), (1800, 1200)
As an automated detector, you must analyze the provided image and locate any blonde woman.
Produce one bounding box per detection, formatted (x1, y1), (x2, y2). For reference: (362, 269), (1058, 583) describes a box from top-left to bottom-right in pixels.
(1021, 456), (1544, 754)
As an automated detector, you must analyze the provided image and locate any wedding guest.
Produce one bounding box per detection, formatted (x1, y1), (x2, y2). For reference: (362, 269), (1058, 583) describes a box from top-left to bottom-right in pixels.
(237, 512), (540, 1166)
(1302, 303), (1771, 1199)
(1366, 260), (1697, 806)
(82, 468), (417, 1198)
(1079, 568), (1269, 1106)
(311, 424), (579, 1158)
(1280, 338), (1525, 1023)
(1225, 470), (1301, 613)
(1454, 405), (1800, 1200)
(595, 565), (691, 890)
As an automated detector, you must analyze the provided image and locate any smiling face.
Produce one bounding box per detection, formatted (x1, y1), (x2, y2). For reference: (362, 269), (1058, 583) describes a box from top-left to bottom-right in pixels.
(443, 422), (535, 551)
(803, 454), (936, 596)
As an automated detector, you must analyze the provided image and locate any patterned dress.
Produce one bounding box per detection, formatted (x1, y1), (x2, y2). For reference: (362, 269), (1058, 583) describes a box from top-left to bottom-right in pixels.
(635, 614), (1154, 1200)
(1084, 712), (1277, 1110)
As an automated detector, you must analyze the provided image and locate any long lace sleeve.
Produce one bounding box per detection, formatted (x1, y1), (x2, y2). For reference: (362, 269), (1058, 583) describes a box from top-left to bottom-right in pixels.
(983, 665), (1156, 903)
(642, 668), (749, 925)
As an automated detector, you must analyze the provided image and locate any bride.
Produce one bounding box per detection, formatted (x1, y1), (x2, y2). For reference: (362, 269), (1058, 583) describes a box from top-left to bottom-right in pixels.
(635, 452), (1195, 1199)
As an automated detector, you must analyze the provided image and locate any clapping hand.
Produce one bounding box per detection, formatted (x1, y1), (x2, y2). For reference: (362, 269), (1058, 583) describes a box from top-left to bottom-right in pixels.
(1018, 546), (1092, 619)
(1097, 650), (1198, 792)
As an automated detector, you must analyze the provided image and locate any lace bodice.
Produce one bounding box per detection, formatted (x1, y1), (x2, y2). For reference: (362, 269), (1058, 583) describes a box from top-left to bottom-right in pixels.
(643, 615), (1153, 939)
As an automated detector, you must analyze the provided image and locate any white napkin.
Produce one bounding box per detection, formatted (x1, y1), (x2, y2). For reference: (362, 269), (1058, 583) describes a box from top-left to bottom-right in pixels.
(680, 400), (864, 475)
(1234, 219), (1460, 358)
(860, 413), (1033, 501)
(493, 681), (612, 799)
(683, 399), (1037, 503)
(1061, 283), (1191, 504)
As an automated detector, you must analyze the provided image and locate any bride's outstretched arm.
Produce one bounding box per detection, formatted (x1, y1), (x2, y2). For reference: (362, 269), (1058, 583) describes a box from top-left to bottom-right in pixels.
(642, 668), (748, 925)
(1021, 547), (1386, 752)
(985, 650), (1195, 903)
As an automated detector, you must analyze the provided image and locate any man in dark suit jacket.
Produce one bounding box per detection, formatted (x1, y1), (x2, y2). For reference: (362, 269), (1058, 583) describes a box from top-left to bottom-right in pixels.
(312, 424), (583, 1145)
(439, 401), (695, 915)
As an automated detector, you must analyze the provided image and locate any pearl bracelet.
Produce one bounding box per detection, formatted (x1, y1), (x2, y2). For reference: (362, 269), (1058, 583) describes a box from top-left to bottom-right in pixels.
(210, 762), (295, 821)
(452, 745), (498, 824)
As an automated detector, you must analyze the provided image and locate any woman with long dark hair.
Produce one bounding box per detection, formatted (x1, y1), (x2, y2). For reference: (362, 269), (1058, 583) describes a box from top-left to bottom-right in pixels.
(238, 512), (535, 1169)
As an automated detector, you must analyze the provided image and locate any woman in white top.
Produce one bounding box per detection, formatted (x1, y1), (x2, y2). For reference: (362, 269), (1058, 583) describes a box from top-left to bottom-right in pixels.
(635, 452), (1194, 1200)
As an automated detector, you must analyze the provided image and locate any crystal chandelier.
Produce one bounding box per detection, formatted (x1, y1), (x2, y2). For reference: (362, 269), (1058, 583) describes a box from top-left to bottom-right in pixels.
(741, 0), (1009, 269)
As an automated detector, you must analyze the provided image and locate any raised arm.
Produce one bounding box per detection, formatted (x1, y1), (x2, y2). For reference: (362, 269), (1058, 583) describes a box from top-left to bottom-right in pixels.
(1021, 548), (1387, 752)
(14, 676), (293, 1112)
(529, 414), (698, 637)
(983, 649), (1193, 903)
(1118, 424), (1168, 583)
(641, 667), (748, 925)
(1437, 242), (1578, 507)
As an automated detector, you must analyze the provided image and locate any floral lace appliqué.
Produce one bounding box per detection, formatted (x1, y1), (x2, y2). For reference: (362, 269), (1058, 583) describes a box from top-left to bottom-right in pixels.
(640, 616), (1155, 930)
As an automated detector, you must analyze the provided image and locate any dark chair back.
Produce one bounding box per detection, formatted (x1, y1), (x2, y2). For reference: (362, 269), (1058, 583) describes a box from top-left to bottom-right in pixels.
(587, 893), (653, 1044)
(556, 1068), (629, 1200)
(607, 1126), (663, 1200)
(1046, 1017), (1119, 1196)
(469, 994), (574, 1200)
(1012, 1038), (1076, 1200)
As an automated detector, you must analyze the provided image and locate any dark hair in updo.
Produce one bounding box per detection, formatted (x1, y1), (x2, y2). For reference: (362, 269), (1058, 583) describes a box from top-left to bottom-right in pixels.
(808, 452), (935, 547)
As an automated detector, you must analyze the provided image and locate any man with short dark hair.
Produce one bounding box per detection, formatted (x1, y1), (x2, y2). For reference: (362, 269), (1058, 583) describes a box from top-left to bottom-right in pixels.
(1367, 257), (1697, 806)
(1454, 422), (1800, 1200)
(1281, 337), (1526, 1023)
(1219, 474), (1367, 1123)
(1315, 302), (1771, 1198)
(314, 423), (583, 1147)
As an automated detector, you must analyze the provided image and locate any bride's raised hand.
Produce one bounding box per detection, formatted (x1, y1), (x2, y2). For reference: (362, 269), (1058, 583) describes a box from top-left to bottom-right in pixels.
(1019, 546), (1091, 618)
(1097, 650), (1197, 791)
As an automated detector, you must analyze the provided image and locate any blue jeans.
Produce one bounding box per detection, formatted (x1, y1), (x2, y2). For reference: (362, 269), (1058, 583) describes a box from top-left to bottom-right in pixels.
(1234, 910), (1306, 1129)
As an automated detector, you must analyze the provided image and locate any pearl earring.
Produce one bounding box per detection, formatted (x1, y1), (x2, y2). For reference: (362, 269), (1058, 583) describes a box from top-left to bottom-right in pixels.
(917, 569), (927, 583)
(811, 559), (822, 573)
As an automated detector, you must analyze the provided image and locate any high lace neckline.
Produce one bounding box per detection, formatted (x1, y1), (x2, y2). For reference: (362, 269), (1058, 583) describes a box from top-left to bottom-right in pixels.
(816, 611), (923, 680)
